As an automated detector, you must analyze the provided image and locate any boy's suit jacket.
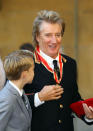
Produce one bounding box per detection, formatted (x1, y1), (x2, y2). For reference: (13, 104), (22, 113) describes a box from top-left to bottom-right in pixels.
(0, 81), (32, 131)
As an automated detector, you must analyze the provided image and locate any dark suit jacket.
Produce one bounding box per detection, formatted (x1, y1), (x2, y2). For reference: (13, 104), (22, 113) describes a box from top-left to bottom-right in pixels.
(24, 54), (82, 131)
(0, 81), (32, 131)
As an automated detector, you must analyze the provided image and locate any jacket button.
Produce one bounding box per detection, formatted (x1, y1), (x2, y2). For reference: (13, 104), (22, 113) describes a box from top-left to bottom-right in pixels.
(60, 104), (63, 108)
(58, 120), (62, 123)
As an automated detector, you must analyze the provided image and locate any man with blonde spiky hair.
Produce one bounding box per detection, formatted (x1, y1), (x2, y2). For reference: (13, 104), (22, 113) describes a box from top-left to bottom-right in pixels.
(24, 10), (93, 131)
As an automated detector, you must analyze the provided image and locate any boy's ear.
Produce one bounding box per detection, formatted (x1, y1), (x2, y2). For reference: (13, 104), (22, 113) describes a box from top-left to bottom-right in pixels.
(21, 71), (27, 79)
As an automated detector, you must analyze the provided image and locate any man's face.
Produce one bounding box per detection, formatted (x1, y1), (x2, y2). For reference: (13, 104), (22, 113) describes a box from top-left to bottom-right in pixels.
(36, 21), (62, 58)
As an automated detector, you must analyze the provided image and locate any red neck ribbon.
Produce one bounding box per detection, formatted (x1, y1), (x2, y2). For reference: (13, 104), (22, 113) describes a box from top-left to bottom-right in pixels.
(35, 45), (63, 84)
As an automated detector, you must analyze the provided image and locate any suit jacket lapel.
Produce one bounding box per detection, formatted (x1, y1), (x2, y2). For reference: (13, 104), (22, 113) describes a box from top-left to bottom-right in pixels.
(22, 91), (32, 116)
(6, 81), (31, 125)
(17, 94), (31, 125)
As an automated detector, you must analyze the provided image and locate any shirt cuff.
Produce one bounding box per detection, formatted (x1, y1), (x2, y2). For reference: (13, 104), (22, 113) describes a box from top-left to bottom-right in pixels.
(34, 93), (44, 107)
(84, 116), (93, 122)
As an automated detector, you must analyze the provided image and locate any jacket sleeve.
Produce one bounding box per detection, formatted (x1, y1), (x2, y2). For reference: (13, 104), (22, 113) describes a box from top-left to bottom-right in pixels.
(0, 98), (13, 131)
(71, 59), (82, 103)
(71, 60), (93, 125)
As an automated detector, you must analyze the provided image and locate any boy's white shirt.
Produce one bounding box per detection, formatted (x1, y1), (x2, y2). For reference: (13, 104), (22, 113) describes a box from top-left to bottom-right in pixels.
(9, 80), (23, 96)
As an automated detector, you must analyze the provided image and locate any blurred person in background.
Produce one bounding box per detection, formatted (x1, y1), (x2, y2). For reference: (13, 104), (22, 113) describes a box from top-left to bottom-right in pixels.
(19, 42), (35, 53)
(0, 57), (6, 90)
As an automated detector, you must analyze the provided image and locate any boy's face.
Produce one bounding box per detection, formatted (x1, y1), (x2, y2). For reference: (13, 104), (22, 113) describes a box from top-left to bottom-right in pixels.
(26, 63), (34, 84)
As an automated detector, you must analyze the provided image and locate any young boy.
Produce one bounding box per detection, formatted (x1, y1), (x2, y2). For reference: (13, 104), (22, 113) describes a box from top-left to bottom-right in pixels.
(0, 50), (34, 131)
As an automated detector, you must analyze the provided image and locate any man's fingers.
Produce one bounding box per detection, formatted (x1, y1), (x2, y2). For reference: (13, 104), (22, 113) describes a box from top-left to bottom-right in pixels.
(83, 103), (93, 119)
(52, 95), (62, 100)
(39, 85), (64, 101)
(89, 106), (93, 112)
(54, 87), (63, 94)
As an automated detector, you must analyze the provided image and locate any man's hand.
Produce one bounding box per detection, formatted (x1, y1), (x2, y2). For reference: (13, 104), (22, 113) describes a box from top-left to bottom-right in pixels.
(38, 85), (64, 101)
(83, 103), (93, 119)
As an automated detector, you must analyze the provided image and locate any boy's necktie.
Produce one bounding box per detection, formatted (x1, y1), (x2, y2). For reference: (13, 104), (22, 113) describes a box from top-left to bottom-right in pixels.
(53, 60), (60, 80)
(22, 94), (28, 110)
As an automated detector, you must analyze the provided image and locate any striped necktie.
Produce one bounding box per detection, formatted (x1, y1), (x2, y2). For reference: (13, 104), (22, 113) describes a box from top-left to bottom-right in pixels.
(22, 94), (28, 110)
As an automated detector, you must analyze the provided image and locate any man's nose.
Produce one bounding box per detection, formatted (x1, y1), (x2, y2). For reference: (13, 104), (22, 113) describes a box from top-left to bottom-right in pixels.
(51, 35), (57, 43)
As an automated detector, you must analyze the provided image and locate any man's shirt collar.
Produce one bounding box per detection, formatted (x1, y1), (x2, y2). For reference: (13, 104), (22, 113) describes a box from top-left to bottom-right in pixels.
(40, 50), (59, 69)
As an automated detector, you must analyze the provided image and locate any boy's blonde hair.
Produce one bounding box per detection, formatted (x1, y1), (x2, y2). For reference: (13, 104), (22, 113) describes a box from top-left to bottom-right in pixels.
(4, 50), (34, 80)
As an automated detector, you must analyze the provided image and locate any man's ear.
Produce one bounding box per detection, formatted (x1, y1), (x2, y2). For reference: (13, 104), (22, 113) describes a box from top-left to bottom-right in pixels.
(36, 33), (40, 43)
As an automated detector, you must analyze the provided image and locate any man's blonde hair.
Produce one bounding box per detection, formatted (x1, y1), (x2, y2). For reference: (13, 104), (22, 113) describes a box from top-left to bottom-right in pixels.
(32, 10), (65, 46)
(4, 50), (34, 80)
